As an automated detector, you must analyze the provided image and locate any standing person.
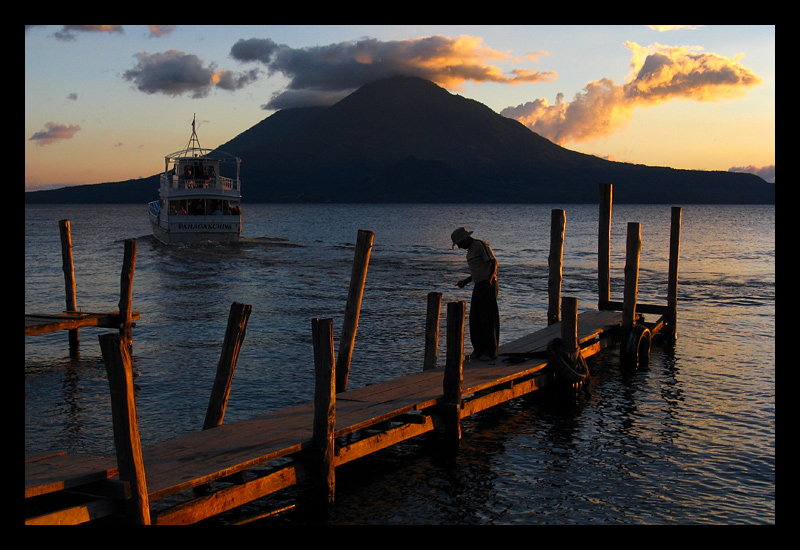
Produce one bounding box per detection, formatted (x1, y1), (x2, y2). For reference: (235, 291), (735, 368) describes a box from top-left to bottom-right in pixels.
(451, 227), (499, 361)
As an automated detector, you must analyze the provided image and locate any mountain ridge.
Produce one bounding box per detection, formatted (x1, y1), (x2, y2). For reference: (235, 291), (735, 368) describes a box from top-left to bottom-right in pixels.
(25, 75), (774, 204)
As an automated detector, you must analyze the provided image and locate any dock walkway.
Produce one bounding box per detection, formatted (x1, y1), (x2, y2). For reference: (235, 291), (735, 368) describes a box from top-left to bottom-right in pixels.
(25, 310), (629, 525)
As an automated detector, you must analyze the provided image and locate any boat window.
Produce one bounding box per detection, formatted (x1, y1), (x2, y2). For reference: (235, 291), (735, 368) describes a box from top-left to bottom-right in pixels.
(186, 199), (207, 215)
(169, 199), (188, 215)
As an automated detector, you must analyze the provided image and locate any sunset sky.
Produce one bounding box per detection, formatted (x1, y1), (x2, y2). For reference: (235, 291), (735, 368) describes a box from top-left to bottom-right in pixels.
(25, 25), (775, 191)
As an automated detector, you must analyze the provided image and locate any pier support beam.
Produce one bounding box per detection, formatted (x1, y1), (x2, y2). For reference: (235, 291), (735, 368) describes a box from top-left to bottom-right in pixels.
(548, 209), (566, 325)
(443, 301), (465, 450)
(423, 292), (442, 370)
(561, 297), (579, 356)
(98, 333), (150, 525)
(337, 229), (374, 393)
(598, 183), (613, 310)
(203, 302), (253, 429)
(312, 318), (336, 504)
(59, 220), (79, 354)
(666, 207), (682, 340)
(118, 239), (136, 354)
(622, 222), (641, 332)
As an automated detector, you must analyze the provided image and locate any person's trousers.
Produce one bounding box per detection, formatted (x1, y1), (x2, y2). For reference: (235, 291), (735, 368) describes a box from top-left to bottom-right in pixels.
(470, 279), (499, 357)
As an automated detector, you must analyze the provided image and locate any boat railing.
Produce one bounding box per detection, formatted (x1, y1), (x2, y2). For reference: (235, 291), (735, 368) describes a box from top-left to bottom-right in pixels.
(218, 176), (237, 191)
(161, 174), (240, 192)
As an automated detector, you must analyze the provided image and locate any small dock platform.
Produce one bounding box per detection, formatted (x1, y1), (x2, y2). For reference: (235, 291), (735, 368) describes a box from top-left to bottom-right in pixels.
(25, 311), (140, 337)
(25, 220), (138, 353)
(25, 184), (682, 525)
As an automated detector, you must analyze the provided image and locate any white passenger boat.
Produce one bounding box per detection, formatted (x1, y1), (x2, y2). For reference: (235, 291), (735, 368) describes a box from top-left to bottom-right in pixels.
(148, 117), (242, 244)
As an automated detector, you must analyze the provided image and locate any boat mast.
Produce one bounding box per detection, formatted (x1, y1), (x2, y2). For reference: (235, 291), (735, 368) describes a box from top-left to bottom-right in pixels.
(185, 114), (202, 156)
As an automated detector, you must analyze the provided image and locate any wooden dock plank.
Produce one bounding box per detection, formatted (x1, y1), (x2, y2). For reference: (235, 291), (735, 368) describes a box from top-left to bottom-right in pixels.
(499, 310), (623, 356)
(25, 453), (118, 498)
(141, 372), (447, 499)
(142, 404), (316, 499)
(463, 358), (549, 395)
(25, 311), (141, 336)
(335, 370), (444, 434)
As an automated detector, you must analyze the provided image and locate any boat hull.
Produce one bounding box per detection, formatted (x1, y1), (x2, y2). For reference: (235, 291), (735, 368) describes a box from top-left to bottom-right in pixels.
(149, 210), (241, 244)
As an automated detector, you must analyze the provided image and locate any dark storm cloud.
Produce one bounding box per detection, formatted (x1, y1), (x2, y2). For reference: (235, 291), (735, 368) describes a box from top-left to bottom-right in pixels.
(122, 49), (259, 98)
(229, 38), (281, 64)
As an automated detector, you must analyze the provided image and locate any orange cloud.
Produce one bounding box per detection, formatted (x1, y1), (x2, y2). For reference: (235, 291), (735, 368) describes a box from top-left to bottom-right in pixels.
(502, 42), (762, 145)
(624, 42), (762, 104)
(232, 34), (558, 109)
(53, 25), (124, 40)
(409, 35), (556, 88)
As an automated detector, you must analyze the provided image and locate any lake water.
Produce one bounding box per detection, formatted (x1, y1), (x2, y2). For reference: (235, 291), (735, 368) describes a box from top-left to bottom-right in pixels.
(24, 202), (774, 524)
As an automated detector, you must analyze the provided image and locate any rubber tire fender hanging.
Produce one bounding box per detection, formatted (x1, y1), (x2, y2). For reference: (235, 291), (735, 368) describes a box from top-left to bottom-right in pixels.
(620, 324), (651, 369)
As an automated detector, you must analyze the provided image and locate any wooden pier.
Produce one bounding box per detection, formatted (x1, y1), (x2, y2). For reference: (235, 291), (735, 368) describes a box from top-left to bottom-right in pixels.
(25, 220), (139, 352)
(24, 184), (681, 525)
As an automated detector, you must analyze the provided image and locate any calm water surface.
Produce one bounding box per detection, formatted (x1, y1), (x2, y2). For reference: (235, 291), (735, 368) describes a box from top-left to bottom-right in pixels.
(24, 203), (774, 524)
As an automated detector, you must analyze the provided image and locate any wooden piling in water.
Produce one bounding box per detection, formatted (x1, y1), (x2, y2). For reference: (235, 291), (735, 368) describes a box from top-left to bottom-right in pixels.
(47, 224), (138, 354)
(622, 222), (642, 331)
(548, 209), (566, 325)
(337, 229), (374, 393)
(203, 302), (253, 430)
(312, 318), (336, 503)
(561, 297), (579, 355)
(594, 184), (682, 345)
(188, 302), (253, 493)
(667, 207), (682, 340)
(423, 292), (442, 370)
(59, 220), (79, 353)
(98, 332), (150, 525)
(118, 239), (136, 354)
(443, 301), (465, 448)
(598, 183), (613, 310)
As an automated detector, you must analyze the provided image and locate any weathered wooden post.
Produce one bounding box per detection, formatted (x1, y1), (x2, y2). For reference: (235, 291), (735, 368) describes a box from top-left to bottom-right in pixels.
(666, 207), (682, 340)
(548, 209), (566, 325)
(59, 220), (79, 353)
(559, 297), (588, 389)
(423, 292), (442, 370)
(203, 302), (253, 430)
(189, 302), (253, 495)
(98, 332), (150, 525)
(598, 183), (613, 310)
(312, 318), (336, 504)
(337, 229), (374, 393)
(622, 222), (641, 331)
(118, 239), (136, 354)
(561, 297), (579, 356)
(620, 221), (652, 369)
(443, 301), (465, 449)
